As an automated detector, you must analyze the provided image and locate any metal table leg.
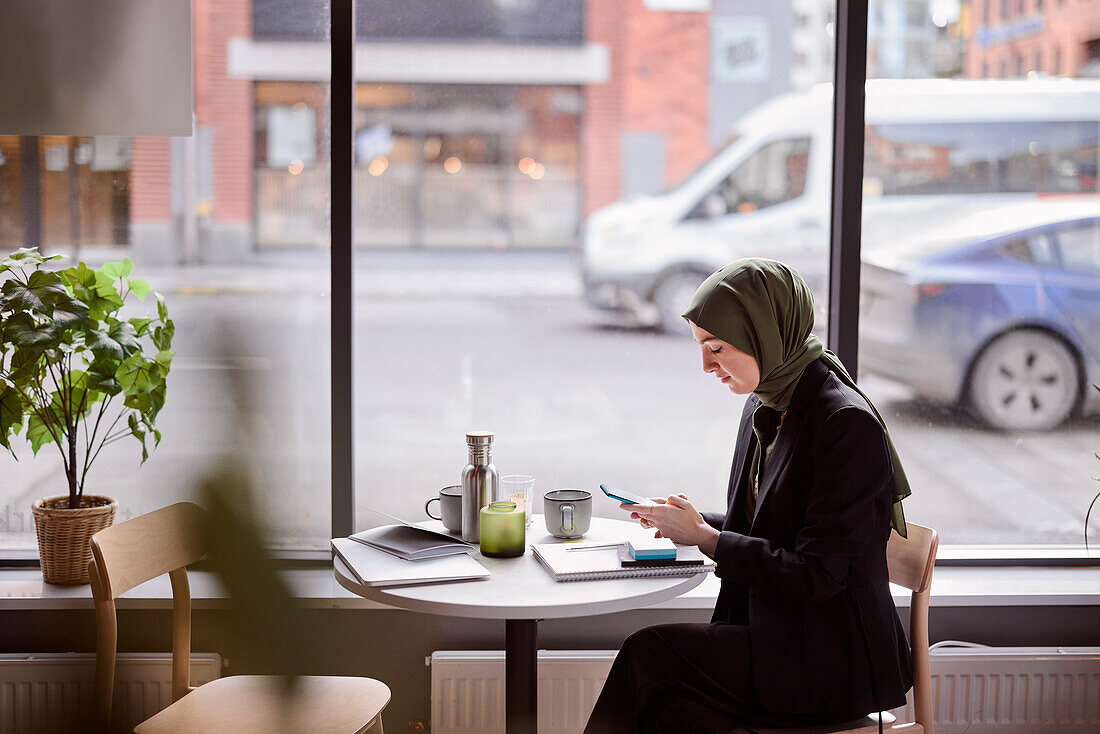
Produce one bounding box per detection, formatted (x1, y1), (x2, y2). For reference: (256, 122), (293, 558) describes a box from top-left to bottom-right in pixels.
(505, 618), (538, 734)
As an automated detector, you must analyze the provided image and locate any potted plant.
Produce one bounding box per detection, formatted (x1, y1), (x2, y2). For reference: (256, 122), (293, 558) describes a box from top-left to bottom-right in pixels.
(0, 247), (173, 584)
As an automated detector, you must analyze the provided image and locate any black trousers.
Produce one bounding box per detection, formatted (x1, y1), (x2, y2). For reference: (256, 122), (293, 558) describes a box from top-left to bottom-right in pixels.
(583, 623), (861, 734)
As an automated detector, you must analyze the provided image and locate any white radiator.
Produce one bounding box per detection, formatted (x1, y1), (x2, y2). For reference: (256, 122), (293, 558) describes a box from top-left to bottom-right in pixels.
(428, 650), (613, 734)
(430, 646), (1100, 734)
(0, 653), (222, 734)
(898, 643), (1100, 733)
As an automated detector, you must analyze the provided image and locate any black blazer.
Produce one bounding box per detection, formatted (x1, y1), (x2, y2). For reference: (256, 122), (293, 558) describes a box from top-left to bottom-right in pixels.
(700, 358), (912, 716)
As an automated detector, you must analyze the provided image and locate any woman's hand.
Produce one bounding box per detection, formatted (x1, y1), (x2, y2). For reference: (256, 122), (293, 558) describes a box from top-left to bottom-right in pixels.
(619, 496), (666, 531)
(622, 494), (720, 556)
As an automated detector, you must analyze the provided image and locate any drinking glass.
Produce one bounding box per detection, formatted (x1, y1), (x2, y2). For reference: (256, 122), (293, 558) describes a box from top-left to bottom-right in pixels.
(500, 475), (535, 526)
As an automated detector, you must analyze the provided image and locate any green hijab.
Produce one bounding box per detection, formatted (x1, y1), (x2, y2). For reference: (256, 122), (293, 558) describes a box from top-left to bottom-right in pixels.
(682, 258), (910, 537)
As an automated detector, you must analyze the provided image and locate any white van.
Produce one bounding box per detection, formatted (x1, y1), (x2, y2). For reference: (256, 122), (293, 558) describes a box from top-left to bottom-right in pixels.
(581, 78), (1100, 331)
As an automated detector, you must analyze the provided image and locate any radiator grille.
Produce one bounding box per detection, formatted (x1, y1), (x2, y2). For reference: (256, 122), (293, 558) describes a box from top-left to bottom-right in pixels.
(431, 647), (1100, 734)
(0, 653), (221, 734)
(429, 650), (613, 734)
(907, 646), (1100, 733)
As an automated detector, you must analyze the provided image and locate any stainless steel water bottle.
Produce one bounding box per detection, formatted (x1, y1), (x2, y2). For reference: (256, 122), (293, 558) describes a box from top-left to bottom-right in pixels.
(461, 431), (498, 543)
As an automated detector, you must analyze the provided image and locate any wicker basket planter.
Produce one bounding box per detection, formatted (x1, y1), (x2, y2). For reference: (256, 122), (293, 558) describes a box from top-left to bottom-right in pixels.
(32, 495), (118, 585)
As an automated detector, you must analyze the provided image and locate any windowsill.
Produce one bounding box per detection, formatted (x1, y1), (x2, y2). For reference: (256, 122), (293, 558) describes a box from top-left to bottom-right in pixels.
(1, 565), (1098, 611)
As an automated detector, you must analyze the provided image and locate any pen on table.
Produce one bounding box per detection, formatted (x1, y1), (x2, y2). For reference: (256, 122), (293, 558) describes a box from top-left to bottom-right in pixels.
(565, 542), (625, 552)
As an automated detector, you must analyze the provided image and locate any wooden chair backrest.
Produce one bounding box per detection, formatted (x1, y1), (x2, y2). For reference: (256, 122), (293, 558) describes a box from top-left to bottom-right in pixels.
(89, 502), (206, 599)
(88, 502), (208, 730)
(886, 522), (939, 734)
(887, 522), (937, 593)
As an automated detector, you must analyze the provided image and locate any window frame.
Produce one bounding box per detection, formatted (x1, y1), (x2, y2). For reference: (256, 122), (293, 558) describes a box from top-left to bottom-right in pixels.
(134, 0), (1100, 567)
(3, 0), (1096, 568)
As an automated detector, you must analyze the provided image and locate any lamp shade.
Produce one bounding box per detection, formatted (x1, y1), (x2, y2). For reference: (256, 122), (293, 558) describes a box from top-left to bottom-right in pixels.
(0, 0), (192, 136)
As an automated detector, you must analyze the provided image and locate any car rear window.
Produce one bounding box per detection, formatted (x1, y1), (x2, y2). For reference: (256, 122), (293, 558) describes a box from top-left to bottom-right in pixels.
(1056, 222), (1100, 274)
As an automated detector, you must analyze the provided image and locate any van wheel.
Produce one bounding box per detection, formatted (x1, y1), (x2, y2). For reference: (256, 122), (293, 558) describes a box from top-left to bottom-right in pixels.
(652, 271), (707, 335)
(968, 330), (1080, 431)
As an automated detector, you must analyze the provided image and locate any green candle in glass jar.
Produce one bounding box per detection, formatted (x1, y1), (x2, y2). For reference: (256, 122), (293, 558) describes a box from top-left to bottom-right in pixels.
(479, 501), (526, 558)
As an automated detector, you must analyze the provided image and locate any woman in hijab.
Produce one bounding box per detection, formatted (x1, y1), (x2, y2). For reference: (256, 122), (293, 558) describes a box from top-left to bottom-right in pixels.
(583, 259), (913, 734)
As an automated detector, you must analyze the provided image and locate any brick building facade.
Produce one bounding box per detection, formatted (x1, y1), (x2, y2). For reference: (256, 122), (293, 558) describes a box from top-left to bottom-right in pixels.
(965, 0), (1100, 78)
(584, 0), (711, 216)
(2, 0), (722, 258)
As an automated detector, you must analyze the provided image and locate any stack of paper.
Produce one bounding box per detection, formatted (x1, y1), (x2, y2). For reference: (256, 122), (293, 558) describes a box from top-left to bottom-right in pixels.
(627, 537), (677, 560)
(349, 524), (471, 561)
(532, 542), (714, 582)
(332, 537), (489, 588)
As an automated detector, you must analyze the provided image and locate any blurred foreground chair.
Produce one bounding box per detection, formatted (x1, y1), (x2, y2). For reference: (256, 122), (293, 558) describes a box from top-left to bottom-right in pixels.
(738, 522), (939, 734)
(89, 502), (390, 733)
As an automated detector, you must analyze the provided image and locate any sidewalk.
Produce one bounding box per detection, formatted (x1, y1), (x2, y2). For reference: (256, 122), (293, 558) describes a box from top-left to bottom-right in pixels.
(61, 250), (585, 299)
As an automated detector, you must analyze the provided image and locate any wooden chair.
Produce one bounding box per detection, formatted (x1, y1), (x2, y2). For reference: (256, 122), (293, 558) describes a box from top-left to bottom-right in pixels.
(744, 523), (939, 734)
(89, 502), (390, 734)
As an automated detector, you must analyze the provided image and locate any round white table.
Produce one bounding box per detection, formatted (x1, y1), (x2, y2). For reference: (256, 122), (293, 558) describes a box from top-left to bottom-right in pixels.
(334, 515), (708, 734)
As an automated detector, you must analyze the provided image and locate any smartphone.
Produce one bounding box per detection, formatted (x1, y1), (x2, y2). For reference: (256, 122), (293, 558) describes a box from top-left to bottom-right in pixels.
(600, 484), (649, 505)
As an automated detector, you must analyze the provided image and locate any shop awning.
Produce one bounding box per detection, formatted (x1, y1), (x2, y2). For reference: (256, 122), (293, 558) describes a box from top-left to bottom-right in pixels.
(228, 39), (610, 85)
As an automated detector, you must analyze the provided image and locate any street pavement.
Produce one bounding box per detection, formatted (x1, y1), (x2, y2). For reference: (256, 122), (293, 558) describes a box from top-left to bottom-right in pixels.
(1, 254), (1097, 551)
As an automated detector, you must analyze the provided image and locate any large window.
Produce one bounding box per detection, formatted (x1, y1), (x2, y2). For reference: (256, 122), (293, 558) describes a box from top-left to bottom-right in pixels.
(710, 137), (812, 214)
(864, 122), (1099, 196)
(859, 0), (1100, 546)
(3, 0), (1098, 558)
(352, 3), (834, 534)
(0, 0), (331, 551)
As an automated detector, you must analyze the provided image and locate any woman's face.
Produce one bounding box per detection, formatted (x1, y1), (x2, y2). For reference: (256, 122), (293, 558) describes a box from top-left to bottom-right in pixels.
(689, 322), (761, 394)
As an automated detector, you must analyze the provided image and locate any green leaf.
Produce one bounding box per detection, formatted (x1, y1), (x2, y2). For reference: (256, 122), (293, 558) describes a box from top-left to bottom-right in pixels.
(59, 263), (122, 321)
(92, 271), (124, 303)
(1, 270), (68, 314)
(2, 247), (61, 269)
(85, 359), (122, 396)
(154, 350), (174, 368)
(59, 261), (96, 301)
(0, 382), (24, 450)
(6, 348), (43, 382)
(50, 297), (89, 329)
(152, 319), (175, 352)
(3, 313), (60, 358)
(128, 317), (153, 336)
(127, 413), (149, 464)
(101, 258), (133, 279)
(87, 320), (139, 362)
(5, 247), (41, 263)
(117, 353), (157, 396)
(125, 380), (166, 420)
(126, 278), (151, 300)
(156, 293), (169, 323)
(25, 413), (57, 455)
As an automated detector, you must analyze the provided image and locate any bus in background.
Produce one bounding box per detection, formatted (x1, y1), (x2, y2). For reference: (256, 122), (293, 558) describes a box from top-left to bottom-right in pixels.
(581, 78), (1100, 334)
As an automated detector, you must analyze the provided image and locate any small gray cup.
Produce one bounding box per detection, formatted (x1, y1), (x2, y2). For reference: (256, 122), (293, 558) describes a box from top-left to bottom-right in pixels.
(426, 485), (463, 533)
(543, 489), (592, 539)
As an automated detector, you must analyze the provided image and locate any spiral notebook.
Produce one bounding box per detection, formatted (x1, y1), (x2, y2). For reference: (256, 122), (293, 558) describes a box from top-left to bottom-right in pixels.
(532, 542), (715, 582)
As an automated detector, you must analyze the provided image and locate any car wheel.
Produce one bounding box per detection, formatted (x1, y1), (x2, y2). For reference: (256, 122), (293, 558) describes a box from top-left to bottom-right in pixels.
(969, 330), (1080, 431)
(651, 271), (707, 335)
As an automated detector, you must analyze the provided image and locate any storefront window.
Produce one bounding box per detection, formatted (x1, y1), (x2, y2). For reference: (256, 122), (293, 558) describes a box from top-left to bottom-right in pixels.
(859, 0), (1100, 545)
(0, 0), (331, 551)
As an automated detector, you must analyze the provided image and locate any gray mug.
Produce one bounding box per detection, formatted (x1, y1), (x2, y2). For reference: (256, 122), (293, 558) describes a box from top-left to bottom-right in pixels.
(426, 485), (463, 533)
(543, 489), (592, 539)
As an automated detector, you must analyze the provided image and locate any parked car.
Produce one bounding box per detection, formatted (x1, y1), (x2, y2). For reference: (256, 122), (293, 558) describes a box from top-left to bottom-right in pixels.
(582, 79), (1100, 332)
(860, 200), (1100, 431)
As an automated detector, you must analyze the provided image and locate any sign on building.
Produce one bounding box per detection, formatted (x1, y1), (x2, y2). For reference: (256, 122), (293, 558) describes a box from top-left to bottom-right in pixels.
(712, 18), (770, 82)
(267, 106), (317, 168)
(92, 136), (132, 171)
(643, 0), (712, 10)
